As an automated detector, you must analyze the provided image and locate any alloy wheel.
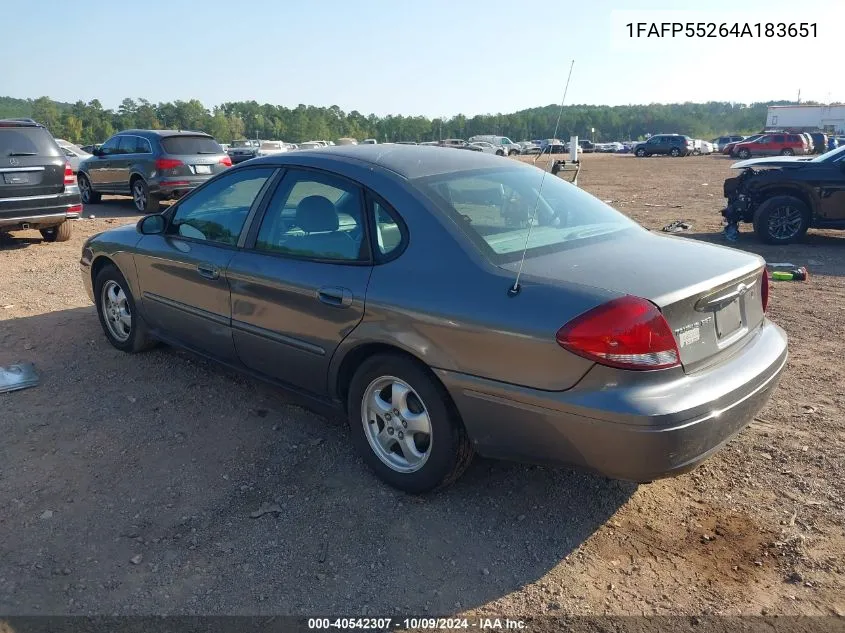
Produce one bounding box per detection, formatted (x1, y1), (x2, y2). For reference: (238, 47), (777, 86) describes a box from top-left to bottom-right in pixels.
(768, 206), (804, 241)
(133, 181), (147, 212)
(101, 280), (132, 342)
(361, 376), (433, 473)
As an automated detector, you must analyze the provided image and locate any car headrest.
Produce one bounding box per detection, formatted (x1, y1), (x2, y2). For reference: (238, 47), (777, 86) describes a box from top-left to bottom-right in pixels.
(296, 195), (339, 233)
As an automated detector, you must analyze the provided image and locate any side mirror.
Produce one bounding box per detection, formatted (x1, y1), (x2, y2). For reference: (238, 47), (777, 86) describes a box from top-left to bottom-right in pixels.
(137, 214), (166, 235)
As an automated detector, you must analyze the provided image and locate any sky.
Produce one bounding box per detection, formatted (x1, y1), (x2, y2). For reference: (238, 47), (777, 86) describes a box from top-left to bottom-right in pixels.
(3, 0), (842, 117)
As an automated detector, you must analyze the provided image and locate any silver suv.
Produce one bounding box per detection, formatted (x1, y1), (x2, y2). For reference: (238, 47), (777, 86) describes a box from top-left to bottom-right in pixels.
(77, 130), (231, 212)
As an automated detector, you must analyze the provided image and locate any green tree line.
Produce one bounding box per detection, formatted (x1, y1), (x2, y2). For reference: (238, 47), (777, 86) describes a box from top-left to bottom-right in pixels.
(0, 95), (805, 146)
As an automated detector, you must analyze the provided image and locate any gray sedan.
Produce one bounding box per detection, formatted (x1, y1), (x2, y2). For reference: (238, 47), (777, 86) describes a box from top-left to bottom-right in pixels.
(79, 145), (787, 493)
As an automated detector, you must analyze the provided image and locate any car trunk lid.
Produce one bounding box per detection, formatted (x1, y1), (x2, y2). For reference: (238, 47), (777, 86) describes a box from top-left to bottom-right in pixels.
(500, 230), (766, 372)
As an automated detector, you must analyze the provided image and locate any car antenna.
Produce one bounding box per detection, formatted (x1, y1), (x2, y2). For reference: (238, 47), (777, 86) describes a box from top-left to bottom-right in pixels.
(509, 59), (575, 297)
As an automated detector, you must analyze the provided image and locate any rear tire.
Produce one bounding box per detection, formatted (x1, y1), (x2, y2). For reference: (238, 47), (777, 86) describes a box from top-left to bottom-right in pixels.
(670, 147), (681, 157)
(40, 222), (72, 243)
(753, 195), (810, 245)
(347, 354), (474, 493)
(508, 150), (519, 156)
(131, 178), (160, 213)
(94, 263), (157, 353)
(781, 148), (795, 156)
(77, 173), (101, 204)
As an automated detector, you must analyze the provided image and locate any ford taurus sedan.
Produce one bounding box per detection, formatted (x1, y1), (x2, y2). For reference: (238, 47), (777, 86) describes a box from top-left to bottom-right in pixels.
(80, 145), (788, 493)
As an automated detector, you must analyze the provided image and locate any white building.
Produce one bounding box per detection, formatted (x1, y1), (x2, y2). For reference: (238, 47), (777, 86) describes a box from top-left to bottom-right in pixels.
(766, 105), (845, 134)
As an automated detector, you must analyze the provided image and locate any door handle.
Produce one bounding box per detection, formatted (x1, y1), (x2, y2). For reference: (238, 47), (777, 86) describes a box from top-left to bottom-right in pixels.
(317, 286), (353, 308)
(196, 263), (220, 280)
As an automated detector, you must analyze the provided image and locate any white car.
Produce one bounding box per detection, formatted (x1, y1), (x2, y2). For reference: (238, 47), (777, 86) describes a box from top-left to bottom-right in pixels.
(55, 139), (92, 173)
(691, 140), (715, 155)
(469, 141), (501, 155)
(256, 141), (288, 156)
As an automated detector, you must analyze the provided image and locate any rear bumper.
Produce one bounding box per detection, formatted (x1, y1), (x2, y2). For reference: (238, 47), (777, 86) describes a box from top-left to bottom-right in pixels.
(150, 177), (211, 197)
(0, 189), (82, 229)
(438, 319), (787, 482)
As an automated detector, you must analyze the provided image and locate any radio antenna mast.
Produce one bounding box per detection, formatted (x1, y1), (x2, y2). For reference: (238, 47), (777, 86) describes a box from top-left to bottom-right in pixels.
(510, 59), (575, 297)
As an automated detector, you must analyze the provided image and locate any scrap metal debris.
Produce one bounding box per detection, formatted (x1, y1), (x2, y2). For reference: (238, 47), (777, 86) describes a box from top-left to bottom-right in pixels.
(0, 362), (39, 394)
(662, 220), (692, 233)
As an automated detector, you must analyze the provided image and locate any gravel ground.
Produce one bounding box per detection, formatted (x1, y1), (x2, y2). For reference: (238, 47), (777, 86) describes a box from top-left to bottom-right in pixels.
(1, 153), (843, 618)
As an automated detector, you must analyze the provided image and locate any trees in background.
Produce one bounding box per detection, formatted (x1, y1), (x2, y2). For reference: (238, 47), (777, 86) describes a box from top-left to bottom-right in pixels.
(0, 95), (800, 145)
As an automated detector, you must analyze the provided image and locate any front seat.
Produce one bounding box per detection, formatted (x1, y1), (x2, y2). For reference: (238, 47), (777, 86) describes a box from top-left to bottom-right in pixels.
(293, 195), (359, 260)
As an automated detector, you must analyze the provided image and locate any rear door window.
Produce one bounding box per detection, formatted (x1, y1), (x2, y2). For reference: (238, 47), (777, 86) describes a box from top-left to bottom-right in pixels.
(0, 126), (61, 157)
(773, 135), (785, 143)
(161, 135), (223, 155)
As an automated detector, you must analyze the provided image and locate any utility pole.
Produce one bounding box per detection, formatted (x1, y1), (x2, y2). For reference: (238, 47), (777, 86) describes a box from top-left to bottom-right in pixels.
(797, 89), (801, 104)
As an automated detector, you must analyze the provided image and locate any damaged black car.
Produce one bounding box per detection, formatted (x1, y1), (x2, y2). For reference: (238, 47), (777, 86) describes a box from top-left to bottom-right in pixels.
(722, 145), (845, 244)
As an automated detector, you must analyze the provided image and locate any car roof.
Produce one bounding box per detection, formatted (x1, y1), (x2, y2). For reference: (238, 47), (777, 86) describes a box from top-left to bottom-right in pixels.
(245, 144), (531, 179)
(118, 129), (213, 138)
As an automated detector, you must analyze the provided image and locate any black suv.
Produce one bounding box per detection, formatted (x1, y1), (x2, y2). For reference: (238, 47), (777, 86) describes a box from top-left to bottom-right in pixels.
(633, 134), (692, 157)
(0, 119), (82, 242)
(722, 146), (845, 244)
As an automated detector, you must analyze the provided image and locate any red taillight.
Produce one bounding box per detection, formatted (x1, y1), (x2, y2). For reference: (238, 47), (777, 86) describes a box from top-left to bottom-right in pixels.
(64, 161), (74, 185)
(761, 270), (769, 313)
(220, 155), (232, 167)
(67, 204), (82, 215)
(155, 158), (183, 170)
(555, 296), (680, 371)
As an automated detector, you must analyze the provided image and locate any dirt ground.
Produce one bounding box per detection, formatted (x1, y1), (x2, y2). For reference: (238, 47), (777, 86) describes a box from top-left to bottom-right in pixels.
(1, 152), (843, 619)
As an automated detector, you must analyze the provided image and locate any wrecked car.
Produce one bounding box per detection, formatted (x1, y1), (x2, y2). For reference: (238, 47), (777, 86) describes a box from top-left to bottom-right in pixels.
(722, 146), (845, 244)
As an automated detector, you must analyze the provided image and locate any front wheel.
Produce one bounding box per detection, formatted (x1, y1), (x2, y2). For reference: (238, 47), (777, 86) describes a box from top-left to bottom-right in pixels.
(753, 195), (810, 245)
(737, 148), (751, 159)
(347, 354), (474, 493)
(94, 264), (157, 352)
(635, 148), (647, 157)
(77, 173), (101, 204)
(508, 150), (519, 156)
(131, 178), (160, 213)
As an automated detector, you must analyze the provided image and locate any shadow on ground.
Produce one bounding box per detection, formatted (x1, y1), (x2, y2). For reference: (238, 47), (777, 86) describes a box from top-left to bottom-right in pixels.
(1, 308), (633, 615)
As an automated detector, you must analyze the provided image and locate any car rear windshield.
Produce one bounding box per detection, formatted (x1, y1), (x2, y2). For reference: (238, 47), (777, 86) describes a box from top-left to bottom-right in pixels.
(160, 135), (222, 155)
(416, 166), (640, 263)
(0, 126), (61, 157)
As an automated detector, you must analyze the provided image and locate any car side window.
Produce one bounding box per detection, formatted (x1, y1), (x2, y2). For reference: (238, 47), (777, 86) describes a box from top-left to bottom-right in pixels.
(118, 136), (139, 154)
(168, 167), (275, 245)
(371, 199), (405, 259)
(99, 136), (121, 156)
(136, 137), (152, 154)
(255, 170), (366, 262)
(773, 135), (785, 143)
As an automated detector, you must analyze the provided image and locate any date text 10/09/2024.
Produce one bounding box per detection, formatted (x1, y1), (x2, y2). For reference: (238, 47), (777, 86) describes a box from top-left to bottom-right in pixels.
(307, 618), (526, 630)
(625, 22), (817, 38)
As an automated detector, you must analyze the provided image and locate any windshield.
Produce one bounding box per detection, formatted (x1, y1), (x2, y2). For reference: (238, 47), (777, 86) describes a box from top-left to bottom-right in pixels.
(416, 166), (641, 263)
(812, 145), (845, 163)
